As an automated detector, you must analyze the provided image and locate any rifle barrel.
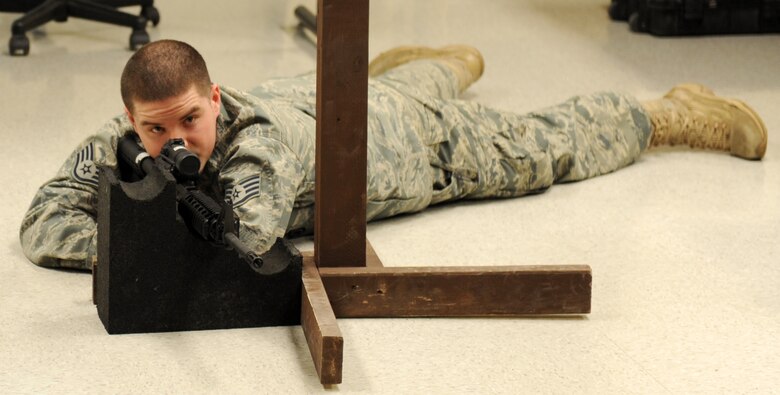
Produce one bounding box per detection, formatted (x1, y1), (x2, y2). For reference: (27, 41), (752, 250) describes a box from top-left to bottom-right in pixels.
(224, 232), (265, 272)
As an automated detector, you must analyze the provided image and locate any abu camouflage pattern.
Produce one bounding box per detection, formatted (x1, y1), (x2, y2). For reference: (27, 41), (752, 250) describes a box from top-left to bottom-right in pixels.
(19, 117), (124, 269)
(374, 60), (652, 204)
(20, 59), (652, 270)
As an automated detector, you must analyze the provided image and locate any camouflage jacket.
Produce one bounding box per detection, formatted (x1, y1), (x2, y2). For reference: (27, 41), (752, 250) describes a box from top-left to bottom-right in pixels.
(19, 84), (435, 270)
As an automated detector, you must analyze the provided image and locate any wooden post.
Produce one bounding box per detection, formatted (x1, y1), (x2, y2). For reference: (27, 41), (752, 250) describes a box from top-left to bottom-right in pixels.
(314, 0), (369, 268)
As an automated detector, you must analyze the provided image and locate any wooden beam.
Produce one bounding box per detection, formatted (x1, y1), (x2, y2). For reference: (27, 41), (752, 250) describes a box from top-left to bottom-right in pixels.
(319, 265), (592, 317)
(314, 0), (369, 268)
(301, 256), (344, 384)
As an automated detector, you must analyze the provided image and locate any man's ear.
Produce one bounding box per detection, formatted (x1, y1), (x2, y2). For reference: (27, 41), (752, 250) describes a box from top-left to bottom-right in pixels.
(210, 83), (221, 114)
(124, 107), (137, 129)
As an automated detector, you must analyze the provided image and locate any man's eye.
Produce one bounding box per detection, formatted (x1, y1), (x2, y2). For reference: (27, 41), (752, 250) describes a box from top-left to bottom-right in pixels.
(151, 126), (164, 134)
(185, 116), (196, 124)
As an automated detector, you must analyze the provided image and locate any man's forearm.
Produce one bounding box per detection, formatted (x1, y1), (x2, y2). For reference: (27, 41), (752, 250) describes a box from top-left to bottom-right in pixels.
(20, 200), (97, 270)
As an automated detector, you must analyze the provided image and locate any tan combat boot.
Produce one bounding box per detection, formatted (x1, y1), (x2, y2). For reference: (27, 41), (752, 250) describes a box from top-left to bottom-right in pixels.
(643, 83), (768, 160)
(368, 45), (485, 92)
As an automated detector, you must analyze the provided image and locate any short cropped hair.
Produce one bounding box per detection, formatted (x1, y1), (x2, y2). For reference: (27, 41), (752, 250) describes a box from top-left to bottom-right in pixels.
(120, 39), (212, 113)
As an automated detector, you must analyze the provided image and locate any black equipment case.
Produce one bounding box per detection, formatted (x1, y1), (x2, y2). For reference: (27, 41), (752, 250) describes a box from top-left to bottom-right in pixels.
(609, 0), (780, 36)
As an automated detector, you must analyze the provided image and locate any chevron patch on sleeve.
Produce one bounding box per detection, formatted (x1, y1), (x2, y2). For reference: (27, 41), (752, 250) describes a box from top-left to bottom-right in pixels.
(71, 142), (100, 188)
(225, 174), (261, 208)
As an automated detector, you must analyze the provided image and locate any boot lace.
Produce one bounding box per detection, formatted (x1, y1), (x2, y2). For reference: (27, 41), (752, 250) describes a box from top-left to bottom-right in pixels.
(649, 100), (731, 152)
(682, 116), (731, 151)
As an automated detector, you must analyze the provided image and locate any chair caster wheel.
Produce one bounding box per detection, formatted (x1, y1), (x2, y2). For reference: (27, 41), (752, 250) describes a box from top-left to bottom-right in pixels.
(143, 6), (160, 26)
(9, 34), (29, 56)
(129, 29), (150, 50)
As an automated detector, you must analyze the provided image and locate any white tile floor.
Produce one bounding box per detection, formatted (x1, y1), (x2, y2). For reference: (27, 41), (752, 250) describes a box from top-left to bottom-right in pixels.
(1, 0), (778, 393)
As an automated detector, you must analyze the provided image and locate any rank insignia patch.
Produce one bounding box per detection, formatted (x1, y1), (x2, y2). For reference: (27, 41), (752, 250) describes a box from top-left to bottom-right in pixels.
(72, 142), (99, 187)
(226, 174), (260, 208)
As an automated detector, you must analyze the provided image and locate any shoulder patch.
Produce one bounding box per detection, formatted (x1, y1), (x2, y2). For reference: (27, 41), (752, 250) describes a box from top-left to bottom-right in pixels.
(72, 142), (100, 188)
(225, 174), (260, 208)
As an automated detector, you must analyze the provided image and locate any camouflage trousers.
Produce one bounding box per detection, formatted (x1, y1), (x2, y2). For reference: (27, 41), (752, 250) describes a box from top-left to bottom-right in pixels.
(251, 59), (653, 218)
(375, 60), (653, 205)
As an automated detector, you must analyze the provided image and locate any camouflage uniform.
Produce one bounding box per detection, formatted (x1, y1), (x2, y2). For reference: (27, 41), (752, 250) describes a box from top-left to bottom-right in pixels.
(19, 59), (652, 270)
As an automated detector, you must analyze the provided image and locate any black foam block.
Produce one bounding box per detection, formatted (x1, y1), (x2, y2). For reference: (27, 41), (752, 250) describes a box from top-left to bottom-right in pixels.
(94, 164), (302, 334)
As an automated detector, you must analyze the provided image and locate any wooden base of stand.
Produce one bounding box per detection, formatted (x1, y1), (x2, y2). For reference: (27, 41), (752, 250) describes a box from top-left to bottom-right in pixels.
(301, 241), (591, 384)
(306, 0), (593, 385)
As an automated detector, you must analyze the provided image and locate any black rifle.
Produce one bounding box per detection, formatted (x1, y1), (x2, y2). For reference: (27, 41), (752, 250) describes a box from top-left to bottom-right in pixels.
(117, 135), (265, 273)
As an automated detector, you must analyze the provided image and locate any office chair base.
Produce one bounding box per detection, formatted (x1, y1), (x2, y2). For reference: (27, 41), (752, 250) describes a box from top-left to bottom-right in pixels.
(5, 1), (159, 56)
(9, 34), (30, 56)
(9, 28), (149, 56)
